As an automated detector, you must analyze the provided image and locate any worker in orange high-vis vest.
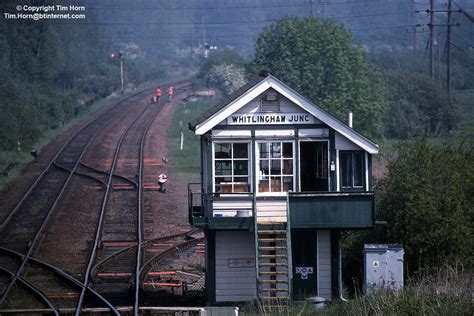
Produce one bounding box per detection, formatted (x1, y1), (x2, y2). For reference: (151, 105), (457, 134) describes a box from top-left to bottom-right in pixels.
(155, 87), (162, 103)
(167, 86), (174, 102)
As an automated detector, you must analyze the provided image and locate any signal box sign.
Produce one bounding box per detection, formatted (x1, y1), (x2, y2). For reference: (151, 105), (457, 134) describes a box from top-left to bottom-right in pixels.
(228, 113), (314, 125)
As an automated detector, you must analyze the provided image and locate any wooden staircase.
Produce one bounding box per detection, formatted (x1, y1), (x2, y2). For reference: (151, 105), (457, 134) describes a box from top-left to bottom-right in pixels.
(255, 222), (291, 304)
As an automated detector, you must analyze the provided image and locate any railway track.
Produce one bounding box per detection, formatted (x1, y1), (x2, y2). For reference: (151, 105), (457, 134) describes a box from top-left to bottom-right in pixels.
(0, 80), (203, 314)
(75, 81), (192, 314)
(0, 88), (151, 313)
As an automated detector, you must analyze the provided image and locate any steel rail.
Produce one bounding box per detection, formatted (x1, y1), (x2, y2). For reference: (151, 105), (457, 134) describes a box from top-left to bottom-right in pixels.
(139, 237), (205, 283)
(0, 267), (59, 316)
(77, 80), (191, 314)
(91, 230), (197, 279)
(0, 89), (150, 233)
(0, 133), (97, 305)
(53, 161), (108, 187)
(79, 161), (138, 187)
(0, 247), (119, 313)
(134, 98), (163, 316)
(1, 80), (189, 311)
(74, 95), (156, 316)
(0, 92), (151, 308)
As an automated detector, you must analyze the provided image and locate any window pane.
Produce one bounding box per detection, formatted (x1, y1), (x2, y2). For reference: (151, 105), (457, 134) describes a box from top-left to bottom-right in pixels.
(260, 159), (269, 175)
(259, 143), (269, 158)
(234, 177), (249, 192)
(215, 177), (232, 193)
(340, 152), (352, 188)
(215, 143), (231, 158)
(283, 142), (292, 158)
(353, 153), (364, 187)
(234, 176), (249, 183)
(270, 177), (282, 192)
(270, 159), (281, 175)
(259, 179), (269, 192)
(233, 143), (248, 158)
(234, 161), (248, 175)
(271, 143), (281, 158)
(283, 176), (293, 192)
(215, 161), (231, 175)
(282, 159), (293, 174)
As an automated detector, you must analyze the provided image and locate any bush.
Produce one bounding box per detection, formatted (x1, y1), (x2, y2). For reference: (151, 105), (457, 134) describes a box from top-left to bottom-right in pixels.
(375, 140), (474, 273)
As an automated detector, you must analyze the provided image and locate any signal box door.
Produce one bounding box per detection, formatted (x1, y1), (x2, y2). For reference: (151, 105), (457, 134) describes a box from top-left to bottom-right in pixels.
(291, 229), (317, 300)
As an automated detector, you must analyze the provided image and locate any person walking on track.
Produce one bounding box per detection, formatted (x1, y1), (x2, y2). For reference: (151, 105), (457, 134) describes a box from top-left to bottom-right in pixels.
(167, 86), (174, 102)
(155, 86), (162, 103)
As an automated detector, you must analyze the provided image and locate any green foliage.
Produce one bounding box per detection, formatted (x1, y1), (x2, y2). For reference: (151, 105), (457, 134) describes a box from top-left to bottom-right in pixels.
(374, 52), (428, 76)
(197, 49), (248, 95)
(241, 269), (472, 316)
(383, 71), (460, 138)
(198, 49), (247, 76)
(376, 140), (474, 273)
(249, 17), (386, 139)
(374, 49), (474, 92)
(0, 1), (122, 151)
(206, 64), (246, 95)
(451, 49), (474, 91)
(452, 90), (474, 140)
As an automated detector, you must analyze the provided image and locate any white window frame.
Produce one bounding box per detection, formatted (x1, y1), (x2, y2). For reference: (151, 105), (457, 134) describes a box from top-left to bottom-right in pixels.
(256, 140), (295, 196)
(212, 141), (252, 193)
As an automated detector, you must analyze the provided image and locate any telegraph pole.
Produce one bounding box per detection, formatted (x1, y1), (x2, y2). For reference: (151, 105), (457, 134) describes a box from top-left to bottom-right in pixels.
(447, 0), (452, 95)
(429, 0), (435, 80)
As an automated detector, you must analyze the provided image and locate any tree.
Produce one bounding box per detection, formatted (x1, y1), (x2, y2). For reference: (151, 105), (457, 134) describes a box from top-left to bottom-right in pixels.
(197, 49), (247, 95)
(376, 140), (474, 273)
(250, 17), (386, 139)
(0, 0), (120, 150)
(206, 64), (246, 95)
(383, 70), (460, 138)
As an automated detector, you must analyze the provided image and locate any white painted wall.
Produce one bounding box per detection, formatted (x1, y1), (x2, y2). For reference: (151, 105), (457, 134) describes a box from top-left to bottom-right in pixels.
(212, 200), (253, 217)
(256, 199), (287, 223)
(217, 90), (323, 126)
(215, 231), (257, 302)
(335, 131), (362, 151)
(317, 230), (332, 299)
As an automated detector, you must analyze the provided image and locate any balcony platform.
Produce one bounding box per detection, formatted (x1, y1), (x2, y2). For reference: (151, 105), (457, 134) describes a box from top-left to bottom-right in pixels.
(192, 216), (254, 230)
(189, 184), (374, 230)
(288, 192), (374, 229)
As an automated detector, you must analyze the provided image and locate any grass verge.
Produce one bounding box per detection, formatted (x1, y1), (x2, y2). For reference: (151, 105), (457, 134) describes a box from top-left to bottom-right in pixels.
(240, 269), (472, 315)
(166, 99), (214, 174)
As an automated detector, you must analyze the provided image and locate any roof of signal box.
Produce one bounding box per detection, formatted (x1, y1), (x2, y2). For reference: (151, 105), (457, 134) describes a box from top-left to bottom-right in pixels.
(188, 73), (379, 154)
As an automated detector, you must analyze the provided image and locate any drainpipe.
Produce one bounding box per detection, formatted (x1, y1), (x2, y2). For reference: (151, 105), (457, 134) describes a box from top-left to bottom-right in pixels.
(339, 234), (348, 302)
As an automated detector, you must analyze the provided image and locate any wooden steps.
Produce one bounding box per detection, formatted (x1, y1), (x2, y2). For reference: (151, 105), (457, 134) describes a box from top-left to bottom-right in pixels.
(255, 221), (291, 304)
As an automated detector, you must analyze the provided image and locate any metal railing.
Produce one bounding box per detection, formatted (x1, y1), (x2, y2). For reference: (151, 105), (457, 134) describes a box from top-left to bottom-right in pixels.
(188, 183), (256, 222)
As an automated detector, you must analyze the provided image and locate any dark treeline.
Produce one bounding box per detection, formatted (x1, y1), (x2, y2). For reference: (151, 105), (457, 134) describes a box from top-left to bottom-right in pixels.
(0, 0), (127, 151)
(89, 0), (473, 55)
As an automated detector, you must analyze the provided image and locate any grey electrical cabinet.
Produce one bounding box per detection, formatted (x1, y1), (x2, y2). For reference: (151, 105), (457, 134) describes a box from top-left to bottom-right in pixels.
(363, 244), (404, 294)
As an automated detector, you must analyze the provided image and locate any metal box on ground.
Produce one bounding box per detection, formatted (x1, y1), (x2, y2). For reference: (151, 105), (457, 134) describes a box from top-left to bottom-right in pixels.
(363, 244), (404, 294)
